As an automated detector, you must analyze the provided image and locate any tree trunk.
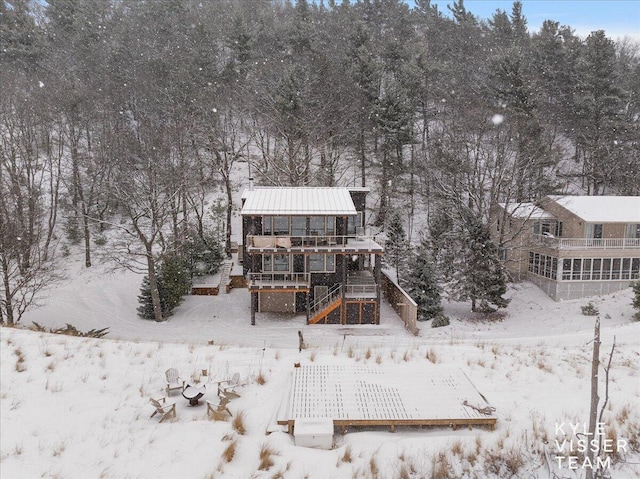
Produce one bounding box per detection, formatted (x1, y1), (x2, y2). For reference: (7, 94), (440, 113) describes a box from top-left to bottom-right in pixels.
(585, 316), (601, 479)
(1, 249), (14, 326)
(145, 248), (164, 322)
(359, 128), (366, 187)
(225, 173), (233, 259)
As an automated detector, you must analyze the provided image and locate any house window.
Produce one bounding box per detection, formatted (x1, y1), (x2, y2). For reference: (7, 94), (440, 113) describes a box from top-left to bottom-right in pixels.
(308, 254), (336, 272)
(582, 259), (592, 280)
(572, 259), (582, 280)
(310, 216), (325, 236)
(532, 220), (561, 238)
(273, 216), (290, 235)
(326, 216), (336, 235)
(562, 259), (572, 280)
(622, 258), (631, 280)
(555, 222), (563, 237)
(263, 254), (290, 272)
(626, 224), (640, 239)
(291, 217), (306, 237)
(527, 253), (558, 279)
(557, 256), (639, 281)
(347, 212), (363, 235)
(263, 216), (272, 235)
(601, 258), (611, 280)
(585, 223), (603, 239)
(592, 259), (601, 280)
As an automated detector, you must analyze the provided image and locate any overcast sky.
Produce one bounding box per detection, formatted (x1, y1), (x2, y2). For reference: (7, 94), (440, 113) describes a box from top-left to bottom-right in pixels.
(425, 0), (640, 40)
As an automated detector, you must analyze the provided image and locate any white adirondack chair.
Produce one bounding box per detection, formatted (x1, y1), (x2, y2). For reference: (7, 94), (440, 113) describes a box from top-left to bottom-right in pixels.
(165, 368), (185, 396)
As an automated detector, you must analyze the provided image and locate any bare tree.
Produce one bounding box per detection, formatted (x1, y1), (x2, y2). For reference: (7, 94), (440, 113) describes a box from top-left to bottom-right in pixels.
(204, 108), (251, 258)
(0, 85), (58, 325)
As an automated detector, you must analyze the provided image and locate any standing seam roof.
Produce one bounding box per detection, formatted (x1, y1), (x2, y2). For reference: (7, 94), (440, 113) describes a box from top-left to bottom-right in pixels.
(241, 188), (358, 215)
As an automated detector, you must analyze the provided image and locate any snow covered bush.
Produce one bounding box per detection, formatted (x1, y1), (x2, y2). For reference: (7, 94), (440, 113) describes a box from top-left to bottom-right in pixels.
(581, 301), (599, 316)
(431, 314), (450, 328)
(632, 282), (640, 321)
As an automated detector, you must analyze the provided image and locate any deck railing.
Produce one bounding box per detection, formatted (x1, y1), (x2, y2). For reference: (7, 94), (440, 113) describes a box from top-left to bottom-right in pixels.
(310, 284), (342, 315)
(246, 234), (375, 249)
(247, 272), (310, 289)
(533, 235), (640, 250)
(344, 284), (378, 296)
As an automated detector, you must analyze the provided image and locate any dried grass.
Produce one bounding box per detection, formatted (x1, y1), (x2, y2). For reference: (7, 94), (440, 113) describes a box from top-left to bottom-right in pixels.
(232, 411), (247, 435)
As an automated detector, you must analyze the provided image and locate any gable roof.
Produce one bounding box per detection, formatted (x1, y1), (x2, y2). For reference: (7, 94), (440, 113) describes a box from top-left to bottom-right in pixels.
(547, 195), (640, 223)
(499, 202), (555, 219)
(241, 187), (358, 216)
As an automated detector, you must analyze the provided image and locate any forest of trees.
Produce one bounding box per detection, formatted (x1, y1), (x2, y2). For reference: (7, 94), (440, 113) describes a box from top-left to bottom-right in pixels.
(1, 0), (638, 324)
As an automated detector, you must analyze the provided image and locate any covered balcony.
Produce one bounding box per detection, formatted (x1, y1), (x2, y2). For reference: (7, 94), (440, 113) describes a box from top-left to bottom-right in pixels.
(246, 234), (383, 254)
(247, 272), (310, 291)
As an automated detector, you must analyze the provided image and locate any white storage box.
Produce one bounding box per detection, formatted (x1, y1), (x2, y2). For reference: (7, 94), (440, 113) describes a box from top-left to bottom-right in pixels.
(294, 418), (334, 449)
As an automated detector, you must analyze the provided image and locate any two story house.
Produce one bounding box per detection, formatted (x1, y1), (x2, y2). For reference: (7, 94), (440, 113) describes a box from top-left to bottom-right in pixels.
(241, 186), (384, 325)
(494, 195), (640, 300)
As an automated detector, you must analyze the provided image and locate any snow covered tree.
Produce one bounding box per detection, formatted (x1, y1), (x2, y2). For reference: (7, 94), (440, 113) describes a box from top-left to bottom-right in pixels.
(384, 210), (410, 284)
(136, 256), (190, 320)
(459, 212), (510, 313)
(137, 275), (169, 320)
(405, 235), (443, 321)
(633, 281), (640, 321)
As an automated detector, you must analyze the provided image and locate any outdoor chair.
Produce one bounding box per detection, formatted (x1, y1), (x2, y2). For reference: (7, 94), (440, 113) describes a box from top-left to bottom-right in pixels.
(149, 397), (177, 423)
(206, 394), (232, 421)
(165, 368), (185, 396)
(217, 372), (241, 398)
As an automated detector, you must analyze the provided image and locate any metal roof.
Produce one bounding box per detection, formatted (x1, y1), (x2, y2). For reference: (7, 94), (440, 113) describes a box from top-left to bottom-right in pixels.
(241, 187), (358, 216)
(548, 195), (640, 223)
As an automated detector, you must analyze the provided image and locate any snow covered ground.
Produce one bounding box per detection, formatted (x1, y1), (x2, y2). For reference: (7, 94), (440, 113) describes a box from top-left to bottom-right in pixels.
(1, 254), (639, 479)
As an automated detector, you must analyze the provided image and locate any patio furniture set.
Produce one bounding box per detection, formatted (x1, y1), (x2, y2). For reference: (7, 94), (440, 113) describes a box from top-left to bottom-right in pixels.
(149, 368), (241, 423)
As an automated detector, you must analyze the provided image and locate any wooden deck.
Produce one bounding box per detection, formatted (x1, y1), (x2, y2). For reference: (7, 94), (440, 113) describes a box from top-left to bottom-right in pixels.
(278, 365), (497, 433)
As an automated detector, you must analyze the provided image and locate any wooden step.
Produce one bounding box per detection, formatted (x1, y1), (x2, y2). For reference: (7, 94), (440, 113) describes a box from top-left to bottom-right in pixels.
(309, 298), (342, 324)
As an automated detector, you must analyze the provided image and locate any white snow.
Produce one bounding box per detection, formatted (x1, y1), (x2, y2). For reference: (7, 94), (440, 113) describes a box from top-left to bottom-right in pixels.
(241, 187), (358, 216)
(2, 255), (639, 479)
(548, 195), (640, 223)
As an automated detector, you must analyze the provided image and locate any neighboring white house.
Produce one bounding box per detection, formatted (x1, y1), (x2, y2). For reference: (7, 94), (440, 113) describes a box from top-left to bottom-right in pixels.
(494, 195), (640, 301)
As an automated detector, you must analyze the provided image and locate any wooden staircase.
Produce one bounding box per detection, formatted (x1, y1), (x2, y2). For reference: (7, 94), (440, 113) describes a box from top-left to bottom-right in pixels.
(218, 261), (233, 293)
(308, 285), (342, 324)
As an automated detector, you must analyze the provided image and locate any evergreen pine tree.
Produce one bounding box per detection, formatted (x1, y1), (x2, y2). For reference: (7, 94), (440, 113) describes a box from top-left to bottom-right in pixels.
(137, 275), (169, 320)
(405, 235), (443, 321)
(137, 257), (190, 320)
(160, 255), (191, 312)
(384, 210), (409, 284)
(460, 213), (510, 313)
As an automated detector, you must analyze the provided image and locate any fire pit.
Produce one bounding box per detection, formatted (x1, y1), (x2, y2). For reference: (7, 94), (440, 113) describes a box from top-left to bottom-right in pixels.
(182, 383), (206, 406)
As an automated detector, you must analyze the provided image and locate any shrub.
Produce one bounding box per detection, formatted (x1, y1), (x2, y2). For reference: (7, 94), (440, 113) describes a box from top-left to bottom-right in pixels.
(431, 314), (450, 328)
(93, 235), (107, 246)
(632, 282), (640, 321)
(581, 301), (599, 316)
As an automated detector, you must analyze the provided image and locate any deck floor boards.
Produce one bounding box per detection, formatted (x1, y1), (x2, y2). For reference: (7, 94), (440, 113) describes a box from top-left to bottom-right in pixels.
(279, 365), (497, 432)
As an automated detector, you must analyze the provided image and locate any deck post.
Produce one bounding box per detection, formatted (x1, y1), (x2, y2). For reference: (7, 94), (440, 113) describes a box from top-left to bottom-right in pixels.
(305, 291), (310, 324)
(341, 253), (347, 324)
(251, 292), (257, 325)
(374, 254), (382, 325)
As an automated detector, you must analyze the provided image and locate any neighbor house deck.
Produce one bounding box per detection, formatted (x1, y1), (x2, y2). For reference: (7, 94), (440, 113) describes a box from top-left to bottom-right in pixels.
(278, 365), (497, 433)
